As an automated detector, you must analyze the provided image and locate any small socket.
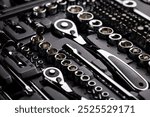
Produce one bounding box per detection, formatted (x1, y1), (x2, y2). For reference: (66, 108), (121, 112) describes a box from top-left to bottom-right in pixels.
(55, 53), (67, 67)
(45, 2), (58, 15)
(138, 53), (150, 67)
(67, 65), (78, 80)
(21, 46), (30, 56)
(57, 0), (67, 12)
(77, 12), (94, 22)
(30, 35), (45, 51)
(123, 0), (137, 8)
(33, 6), (46, 18)
(101, 91), (110, 100)
(108, 33), (122, 46)
(80, 75), (91, 87)
(93, 86), (103, 100)
(46, 48), (58, 64)
(128, 47), (142, 61)
(108, 97), (116, 100)
(61, 59), (72, 75)
(89, 19), (103, 31)
(67, 5), (84, 19)
(98, 27), (114, 39)
(118, 40), (133, 53)
(74, 70), (84, 84)
(87, 80), (96, 94)
(39, 41), (52, 57)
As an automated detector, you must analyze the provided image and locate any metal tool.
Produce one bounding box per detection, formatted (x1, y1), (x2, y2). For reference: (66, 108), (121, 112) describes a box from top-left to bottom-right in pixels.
(30, 35), (45, 51)
(0, 87), (12, 100)
(98, 27), (114, 39)
(67, 64), (78, 80)
(108, 97), (116, 100)
(54, 53), (66, 67)
(138, 53), (150, 67)
(128, 47), (142, 61)
(89, 19), (103, 31)
(39, 41), (52, 57)
(118, 40), (133, 53)
(101, 91), (110, 100)
(0, 64), (12, 85)
(87, 80), (96, 93)
(74, 70), (84, 84)
(57, 0), (67, 12)
(77, 12), (94, 31)
(61, 59), (72, 75)
(93, 86), (103, 100)
(66, 5), (84, 20)
(80, 75), (91, 87)
(29, 81), (49, 100)
(46, 48), (58, 64)
(45, 2), (58, 15)
(33, 6), (46, 18)
(108, 33), (122, 46)
(43, 67), (87, 100)
(54, 19), (148, 94)
(63, 44), (137, 99)
(7, 67), (33, 95)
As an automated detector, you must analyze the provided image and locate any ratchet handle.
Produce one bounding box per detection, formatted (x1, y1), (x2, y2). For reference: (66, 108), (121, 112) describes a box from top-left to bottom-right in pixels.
(97, 49), (149, 91)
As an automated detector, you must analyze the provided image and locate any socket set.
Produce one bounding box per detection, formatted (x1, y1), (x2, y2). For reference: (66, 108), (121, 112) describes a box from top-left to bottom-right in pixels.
(0, 0), (150, 100)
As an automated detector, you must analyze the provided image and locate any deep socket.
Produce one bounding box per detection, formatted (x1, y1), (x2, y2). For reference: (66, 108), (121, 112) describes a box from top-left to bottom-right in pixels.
(46, 48), (58, 64)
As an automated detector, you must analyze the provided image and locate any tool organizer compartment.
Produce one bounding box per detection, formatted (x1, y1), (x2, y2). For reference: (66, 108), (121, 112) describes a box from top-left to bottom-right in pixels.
(0, 0), (150, 100)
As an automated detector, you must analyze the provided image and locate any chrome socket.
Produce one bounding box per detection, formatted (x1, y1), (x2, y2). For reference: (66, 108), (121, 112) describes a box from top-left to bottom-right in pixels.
(108, 33), (122, 46)
(39, 41), (52, 57)
(128, 47), (142, 61)
(32, 55), (39, 65)
(21, 46), (30, 56)
(45, 2), (58, 15)
(74, 70), (84, 84)
(87, 80), (97, 94)
(67, 65), (78, 80)
(61, 59), (72, 75)
(33, 6), (46, 18)
(93, 86), (103, 100)
(37, 60), (44, 68)
(33, 22), (45, 35)
(123, 0), (137, 9)
(101, 91), (110, 100)
(77, 11), (94, 23)
(80, 75), (91, 87)
(138, 53), (150, 67)
(46, 48), (58, 64)
(118, 40), (133, 53)
(30, 35), (45, 51)
(98, 27), (114, 40)
(89, 19), (103, 31)
(77, 12), (94, 31)
(108, 97), (116, 100)
(57, 0), (67, 12)
(26, 51), (34, 62)
(66, 5), (84, 20)
(54, 53), (66, 67)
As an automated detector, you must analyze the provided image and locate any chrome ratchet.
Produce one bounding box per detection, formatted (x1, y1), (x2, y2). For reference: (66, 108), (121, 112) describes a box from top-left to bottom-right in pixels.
(43, 67), (87, 100)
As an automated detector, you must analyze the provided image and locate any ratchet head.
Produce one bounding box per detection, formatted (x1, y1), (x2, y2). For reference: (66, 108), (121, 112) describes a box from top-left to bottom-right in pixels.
(54, 19), (86, 45)
(43, 67), (72, 92)
(54, 19), (79, 37)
